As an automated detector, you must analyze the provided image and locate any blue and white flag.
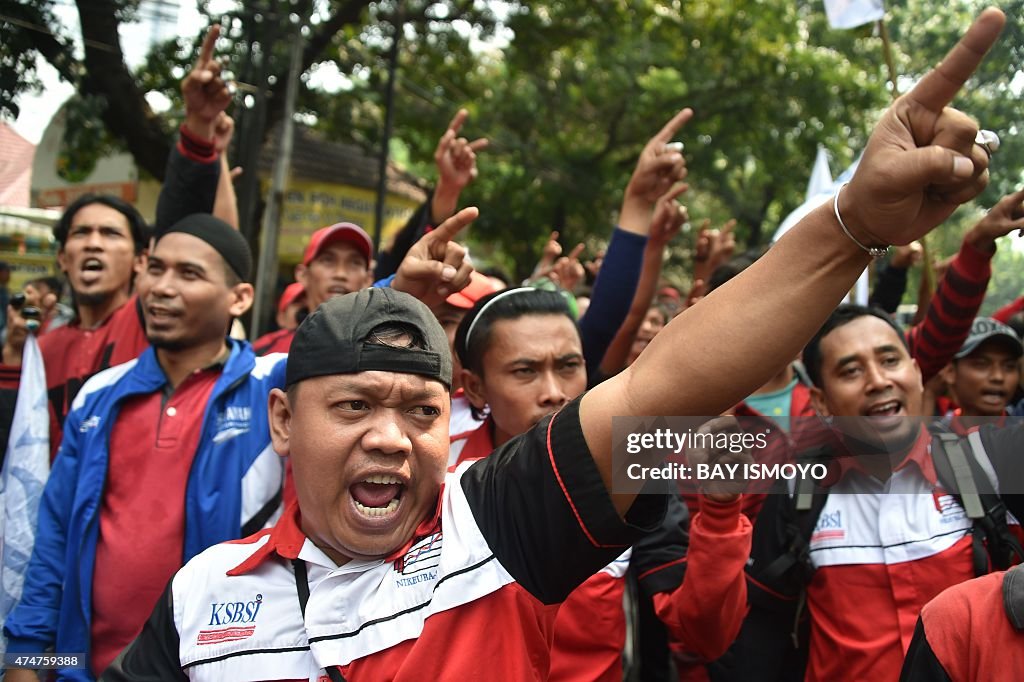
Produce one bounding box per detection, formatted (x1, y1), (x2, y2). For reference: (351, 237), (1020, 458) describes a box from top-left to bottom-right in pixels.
(824, 0), (884, 29)
(0, 334), (50, 654)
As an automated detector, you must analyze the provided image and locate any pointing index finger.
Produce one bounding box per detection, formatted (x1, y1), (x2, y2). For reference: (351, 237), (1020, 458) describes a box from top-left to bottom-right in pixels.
(430, 206), (478, 244)
(909, 7), (1005, 112)
(198, 24), (221, 68)
(653, 108), (694, 145)
(447, 108), (469, 135)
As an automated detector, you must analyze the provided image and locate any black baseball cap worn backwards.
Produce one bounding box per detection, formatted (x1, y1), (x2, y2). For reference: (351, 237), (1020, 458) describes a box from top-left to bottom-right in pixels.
(286, 287), (453, 389)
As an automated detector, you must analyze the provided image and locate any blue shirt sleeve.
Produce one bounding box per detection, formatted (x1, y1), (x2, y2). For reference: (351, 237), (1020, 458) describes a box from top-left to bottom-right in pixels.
(578, 228), (647, 377)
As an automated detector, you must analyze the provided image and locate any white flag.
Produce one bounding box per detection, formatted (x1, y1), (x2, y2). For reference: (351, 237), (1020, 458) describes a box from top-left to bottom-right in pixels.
(773, 155), (860, 245)
(0, 334), (50, 655)
(823, 0), (884, 29)
(806, 146), (834, 201)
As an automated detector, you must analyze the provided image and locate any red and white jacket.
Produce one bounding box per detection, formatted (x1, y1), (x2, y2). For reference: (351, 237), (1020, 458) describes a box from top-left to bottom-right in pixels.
(802, 426), (1023, 682)
(104, 397), (667, 681)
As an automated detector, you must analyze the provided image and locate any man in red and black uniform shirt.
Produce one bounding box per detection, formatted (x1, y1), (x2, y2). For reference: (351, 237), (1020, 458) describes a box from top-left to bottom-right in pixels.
(900, 563), (1024, 681)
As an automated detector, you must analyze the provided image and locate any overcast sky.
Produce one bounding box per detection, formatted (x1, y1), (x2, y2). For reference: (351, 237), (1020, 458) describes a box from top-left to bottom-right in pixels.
(11, 0), (218, 143)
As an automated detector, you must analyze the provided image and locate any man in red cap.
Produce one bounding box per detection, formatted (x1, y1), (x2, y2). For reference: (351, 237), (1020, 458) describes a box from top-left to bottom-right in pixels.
(252, 283), (307, 355)
(253, 222), (374, 355)
(276, 282), (307, 332)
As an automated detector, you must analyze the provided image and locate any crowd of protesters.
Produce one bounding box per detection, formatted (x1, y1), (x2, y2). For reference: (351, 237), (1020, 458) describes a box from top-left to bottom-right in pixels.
(1, 8), (1022, 681)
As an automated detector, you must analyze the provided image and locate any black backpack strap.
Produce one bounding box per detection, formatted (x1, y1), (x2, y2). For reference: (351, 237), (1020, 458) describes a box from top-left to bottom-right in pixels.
(758, 474), (827, 585)
(931, 432), (1024, 574)
(932, 433), (985, 518)
(758, 470), (830, 650)
(1003, 564), (1024, 631)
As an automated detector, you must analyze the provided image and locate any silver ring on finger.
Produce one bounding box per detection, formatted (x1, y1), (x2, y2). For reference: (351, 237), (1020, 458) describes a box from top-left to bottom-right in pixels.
(975, 129), (1000, 157)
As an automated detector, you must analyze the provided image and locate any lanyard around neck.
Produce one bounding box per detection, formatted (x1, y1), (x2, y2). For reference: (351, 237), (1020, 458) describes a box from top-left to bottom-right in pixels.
(292, 558), (347, 682)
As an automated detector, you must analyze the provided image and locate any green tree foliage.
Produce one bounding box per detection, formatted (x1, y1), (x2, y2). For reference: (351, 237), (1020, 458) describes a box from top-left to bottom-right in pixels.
(367, 0), (893, 274)
(0, 0), (72, 119)
(5, 0), (1021, 284)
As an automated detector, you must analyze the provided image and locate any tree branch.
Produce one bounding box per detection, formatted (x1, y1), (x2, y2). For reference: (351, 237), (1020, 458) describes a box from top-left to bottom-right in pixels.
(260, 0), (373, 140)
(7, 1), (81, 84)
(76, 0), (171, 180)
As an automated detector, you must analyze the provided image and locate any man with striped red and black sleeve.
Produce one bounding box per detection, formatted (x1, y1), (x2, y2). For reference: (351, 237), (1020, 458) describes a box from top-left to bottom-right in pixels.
(905, 185), (1024, 384)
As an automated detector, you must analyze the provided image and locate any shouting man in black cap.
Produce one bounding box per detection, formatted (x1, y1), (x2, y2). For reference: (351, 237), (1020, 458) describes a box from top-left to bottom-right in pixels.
(104, 8), (1006, 679)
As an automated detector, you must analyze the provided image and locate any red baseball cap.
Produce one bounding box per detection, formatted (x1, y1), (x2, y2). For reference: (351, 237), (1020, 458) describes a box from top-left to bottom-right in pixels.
(658, 286), (681, 302)
(302, 222), (373, 266)
(446, 271), (502, 309)
(277, 282), (306, 313)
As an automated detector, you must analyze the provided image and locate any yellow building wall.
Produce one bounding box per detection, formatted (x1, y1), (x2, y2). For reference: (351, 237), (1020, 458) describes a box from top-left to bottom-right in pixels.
(278, 180), (420, 265)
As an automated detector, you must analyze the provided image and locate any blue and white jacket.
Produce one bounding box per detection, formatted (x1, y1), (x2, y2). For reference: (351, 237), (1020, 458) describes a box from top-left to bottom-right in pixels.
(3, 339), (287, 678)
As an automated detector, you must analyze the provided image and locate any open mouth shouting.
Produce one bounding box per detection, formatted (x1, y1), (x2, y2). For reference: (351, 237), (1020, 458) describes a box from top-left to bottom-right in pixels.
(350, 473), (406, 521)
(977, 388), (1008, 409)
(860, 398), (908, 435)
(866, 399), (902, 417)
(79, 257), (106, 284)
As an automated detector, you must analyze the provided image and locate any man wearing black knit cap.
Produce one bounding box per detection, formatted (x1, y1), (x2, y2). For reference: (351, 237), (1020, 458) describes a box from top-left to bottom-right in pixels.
(4, 214), (290, 680)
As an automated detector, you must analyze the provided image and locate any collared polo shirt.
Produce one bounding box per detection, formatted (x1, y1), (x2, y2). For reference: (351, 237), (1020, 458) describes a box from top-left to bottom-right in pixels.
(91, 353), (227, 675)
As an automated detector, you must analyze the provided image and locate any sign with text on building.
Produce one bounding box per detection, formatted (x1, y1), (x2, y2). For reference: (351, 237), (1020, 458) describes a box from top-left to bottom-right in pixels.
(34, 182), (137, 209)
(278, 180), (420, 264)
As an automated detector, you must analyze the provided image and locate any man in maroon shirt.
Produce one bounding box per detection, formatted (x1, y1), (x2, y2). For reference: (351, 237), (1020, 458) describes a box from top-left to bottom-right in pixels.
(38, 194), (151, 455)
(25, 25), (236, 457)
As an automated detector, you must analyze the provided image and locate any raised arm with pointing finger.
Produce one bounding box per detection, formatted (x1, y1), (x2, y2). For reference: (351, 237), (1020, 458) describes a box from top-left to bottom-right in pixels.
(431, 109), (489, 225)
(580, 7), (1006, 516)
(155, 24), (234, 234)
(391, 207), (478, 309)
(600, 183), (688, 375)
(374, 111), (487, 280)
(579, 110), (691, 379)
